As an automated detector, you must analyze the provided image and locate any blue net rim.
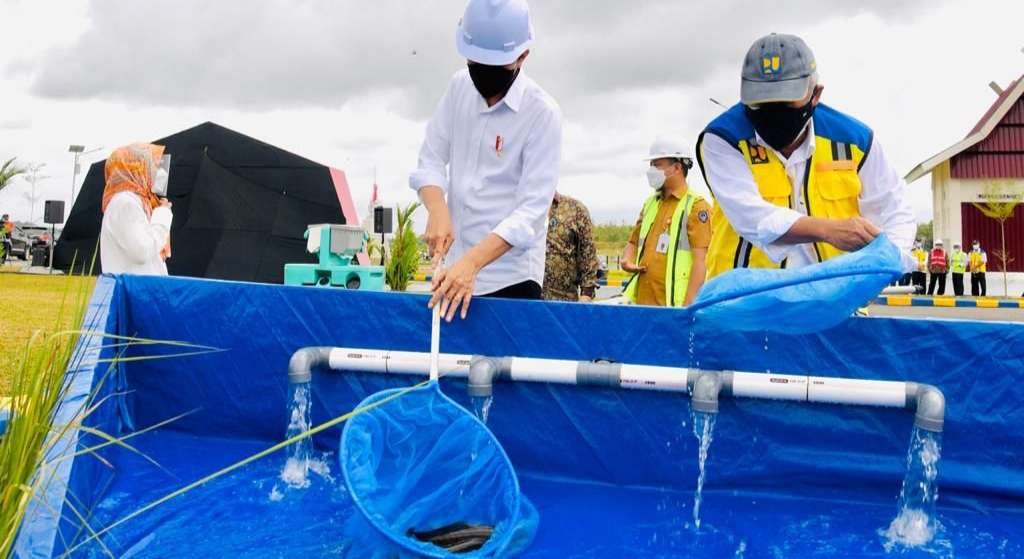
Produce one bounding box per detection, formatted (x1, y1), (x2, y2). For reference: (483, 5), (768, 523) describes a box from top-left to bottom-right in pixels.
(340, 381), (523, 558)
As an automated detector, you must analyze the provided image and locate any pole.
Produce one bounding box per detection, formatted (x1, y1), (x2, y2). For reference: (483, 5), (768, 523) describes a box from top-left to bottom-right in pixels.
(381, 232), (386, 266)
(48, 224), (54, 275)
(70, 151), (80, 207)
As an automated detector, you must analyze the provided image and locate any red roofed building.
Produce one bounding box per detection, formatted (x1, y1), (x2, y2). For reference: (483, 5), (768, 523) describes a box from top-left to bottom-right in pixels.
(906, 75), (1024, 272)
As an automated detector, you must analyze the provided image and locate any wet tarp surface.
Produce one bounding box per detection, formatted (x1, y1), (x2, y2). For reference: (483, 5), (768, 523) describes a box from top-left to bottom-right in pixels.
(15, 274), (1024, 558)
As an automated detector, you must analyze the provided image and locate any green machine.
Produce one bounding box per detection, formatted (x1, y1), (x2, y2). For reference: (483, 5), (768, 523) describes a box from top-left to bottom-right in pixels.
(284, 224), (385, 290)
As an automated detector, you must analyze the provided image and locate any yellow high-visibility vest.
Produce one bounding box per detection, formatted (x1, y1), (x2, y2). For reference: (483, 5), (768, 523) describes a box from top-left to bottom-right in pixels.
(697, 103), (872, 279)
(969, 251), (987, 273)
(623, 191), (701, 307)
(951, 250), (968, 274)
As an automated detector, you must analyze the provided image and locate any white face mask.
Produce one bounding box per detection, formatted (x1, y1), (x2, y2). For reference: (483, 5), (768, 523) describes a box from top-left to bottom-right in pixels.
(152, 154), (171, 197)
(646, 166), (668, 189)
(973, 244), (980, 251)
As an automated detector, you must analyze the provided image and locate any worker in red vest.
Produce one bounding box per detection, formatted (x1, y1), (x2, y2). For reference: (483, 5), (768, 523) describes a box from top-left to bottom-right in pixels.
(927, 240), (948, 296)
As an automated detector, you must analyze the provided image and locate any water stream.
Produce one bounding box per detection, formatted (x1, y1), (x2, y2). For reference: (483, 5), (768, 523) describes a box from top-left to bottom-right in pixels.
(470, 395), (494, 425)
(882, 427), (943, 551)
(691, 409), (718, 531)
(281, 382), (313, 489)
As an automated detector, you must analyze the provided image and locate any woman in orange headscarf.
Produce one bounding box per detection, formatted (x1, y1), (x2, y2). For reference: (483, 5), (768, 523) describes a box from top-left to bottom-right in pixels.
(99, 143), (174, 275)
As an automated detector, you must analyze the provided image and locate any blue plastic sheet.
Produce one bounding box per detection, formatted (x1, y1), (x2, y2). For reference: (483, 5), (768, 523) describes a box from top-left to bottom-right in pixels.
(340, 382), (537, 558)
(15, 273), (1024, 558)
(691, 235), (903, 333)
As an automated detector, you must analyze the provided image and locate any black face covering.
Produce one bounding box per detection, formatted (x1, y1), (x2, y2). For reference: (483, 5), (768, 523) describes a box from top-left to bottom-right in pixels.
(744, 98), (815, 151)
(467, 62), (520, 100)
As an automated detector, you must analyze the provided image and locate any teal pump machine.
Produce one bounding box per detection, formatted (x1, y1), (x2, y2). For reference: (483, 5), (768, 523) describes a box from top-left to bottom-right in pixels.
(283, 224), (385, 290)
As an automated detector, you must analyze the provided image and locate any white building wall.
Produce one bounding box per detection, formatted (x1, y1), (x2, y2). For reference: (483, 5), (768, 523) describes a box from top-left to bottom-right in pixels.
(929, 164), (1024, 296)
(930, 162), (1024, 248)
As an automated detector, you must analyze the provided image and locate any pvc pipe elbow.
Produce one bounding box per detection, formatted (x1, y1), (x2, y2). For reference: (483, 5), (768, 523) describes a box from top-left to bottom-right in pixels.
(912, 383), (945, 433)
(690, 370), (724, 414)
(288, 347), (332, 384)
(468, 356), (508, 398)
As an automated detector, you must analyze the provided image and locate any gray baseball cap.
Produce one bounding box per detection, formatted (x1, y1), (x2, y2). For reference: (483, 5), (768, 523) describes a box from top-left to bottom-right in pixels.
(741, 33), (817, 105)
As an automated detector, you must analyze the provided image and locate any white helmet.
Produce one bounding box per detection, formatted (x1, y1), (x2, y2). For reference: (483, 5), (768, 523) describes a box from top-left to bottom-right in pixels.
(456, 0), (534, 66)
(642, 136), (693, 166)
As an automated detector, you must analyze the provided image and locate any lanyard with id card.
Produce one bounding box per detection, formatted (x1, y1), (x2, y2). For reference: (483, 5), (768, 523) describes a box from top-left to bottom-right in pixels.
(654, 215), (672, 254)
(655, 233), (671, 254)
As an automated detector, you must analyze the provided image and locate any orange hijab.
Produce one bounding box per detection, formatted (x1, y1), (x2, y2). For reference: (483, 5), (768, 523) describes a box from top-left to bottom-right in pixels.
(102, 143), (164, 217)
(102, 143), (171, 258)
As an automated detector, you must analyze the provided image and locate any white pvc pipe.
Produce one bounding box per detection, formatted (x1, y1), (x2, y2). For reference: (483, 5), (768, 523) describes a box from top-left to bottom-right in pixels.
(511, 357), (576, 384)
(731, 372), (808, 401)
(620, 364), (689, 392)
(807, 376), (906, 408)
(328, 348), (471, 378)
(324, 348), (912, 410)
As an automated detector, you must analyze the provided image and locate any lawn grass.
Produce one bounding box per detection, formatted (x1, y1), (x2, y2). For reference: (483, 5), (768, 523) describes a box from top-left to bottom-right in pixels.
(0, 272), (96, 394)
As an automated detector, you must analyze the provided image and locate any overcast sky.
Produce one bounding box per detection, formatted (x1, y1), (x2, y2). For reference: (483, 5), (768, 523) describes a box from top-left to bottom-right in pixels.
(1, 0), (1022, 230)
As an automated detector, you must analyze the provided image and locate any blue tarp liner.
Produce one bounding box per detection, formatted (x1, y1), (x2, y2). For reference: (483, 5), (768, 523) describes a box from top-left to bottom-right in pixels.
(691, 235), (903, 333)
(14, 267), (1024, 557)
(340, 382), (537, 558)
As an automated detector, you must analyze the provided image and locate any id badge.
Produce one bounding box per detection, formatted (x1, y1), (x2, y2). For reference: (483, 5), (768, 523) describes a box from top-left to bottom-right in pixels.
(655, 233), (670, 254)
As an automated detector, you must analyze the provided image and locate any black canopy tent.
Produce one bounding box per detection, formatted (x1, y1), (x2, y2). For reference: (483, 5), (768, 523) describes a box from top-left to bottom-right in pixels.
(56, 122), (358, 283)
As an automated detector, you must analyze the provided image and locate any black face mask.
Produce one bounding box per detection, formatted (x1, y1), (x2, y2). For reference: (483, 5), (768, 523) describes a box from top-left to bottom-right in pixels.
(745, 98), (815, 151)
(467, 63), (520, 100)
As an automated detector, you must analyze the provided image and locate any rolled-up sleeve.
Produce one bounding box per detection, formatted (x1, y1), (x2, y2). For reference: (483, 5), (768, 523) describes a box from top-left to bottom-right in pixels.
(857, 138), (918, 271)
(409, 79), (454, 193)
(492, 106), (563, 248)
(701, 132), (802, 262)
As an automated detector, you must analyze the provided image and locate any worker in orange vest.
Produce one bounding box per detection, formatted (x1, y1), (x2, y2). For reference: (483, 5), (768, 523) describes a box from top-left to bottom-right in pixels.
(926, 240), (948, 296)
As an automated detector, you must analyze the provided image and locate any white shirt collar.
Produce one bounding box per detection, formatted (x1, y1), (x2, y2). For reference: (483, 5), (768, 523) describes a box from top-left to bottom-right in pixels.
(478, 72), (525, 114)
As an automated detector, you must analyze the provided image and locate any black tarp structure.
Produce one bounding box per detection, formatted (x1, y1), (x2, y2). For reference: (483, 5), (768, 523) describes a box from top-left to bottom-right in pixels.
(55, 122), (347, 283)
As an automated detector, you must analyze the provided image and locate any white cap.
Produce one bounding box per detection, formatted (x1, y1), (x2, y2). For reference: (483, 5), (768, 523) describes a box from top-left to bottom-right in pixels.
(456, 0), (534, 66)
(642, 136), (692, 162)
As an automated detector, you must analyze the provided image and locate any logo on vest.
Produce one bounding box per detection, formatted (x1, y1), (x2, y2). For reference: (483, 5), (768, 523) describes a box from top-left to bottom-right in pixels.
(748, 140), (770, 165)
(698, 210), (709, 223)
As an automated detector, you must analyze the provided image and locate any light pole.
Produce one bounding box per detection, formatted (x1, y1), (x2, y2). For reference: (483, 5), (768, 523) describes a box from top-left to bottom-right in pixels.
(68, 145), (102, 208)
(68, 145), (84, 207)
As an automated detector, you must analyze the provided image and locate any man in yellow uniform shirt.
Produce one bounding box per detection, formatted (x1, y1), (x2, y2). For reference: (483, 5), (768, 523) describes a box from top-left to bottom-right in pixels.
(621, 137), (712, 307)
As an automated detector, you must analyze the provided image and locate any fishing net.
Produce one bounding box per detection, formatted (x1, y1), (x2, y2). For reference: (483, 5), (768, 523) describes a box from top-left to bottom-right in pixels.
(340, 382), (537, 558)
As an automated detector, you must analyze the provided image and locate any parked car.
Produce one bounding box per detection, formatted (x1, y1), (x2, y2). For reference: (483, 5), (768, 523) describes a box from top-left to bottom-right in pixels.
(30, 226), (61, 250)
(8, 223), (36, 259)
(7, 223), (53, 260)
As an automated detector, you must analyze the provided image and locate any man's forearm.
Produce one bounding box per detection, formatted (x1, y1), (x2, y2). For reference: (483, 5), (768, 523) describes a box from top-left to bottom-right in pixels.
(777, 216), (829, 244)
(464, 233), (512, 271)
(622, 241), (637, 263)
(418, 185), (447, 212)
(684, 249), (707, 305)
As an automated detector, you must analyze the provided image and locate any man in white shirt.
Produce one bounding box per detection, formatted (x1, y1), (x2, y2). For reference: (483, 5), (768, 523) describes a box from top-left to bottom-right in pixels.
(411, 0), (562, 321)
(100, 144), (174, 275)
(696, 33), (915, 279)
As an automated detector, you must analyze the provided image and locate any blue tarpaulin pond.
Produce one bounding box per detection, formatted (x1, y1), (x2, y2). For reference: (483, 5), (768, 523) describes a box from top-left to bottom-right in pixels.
(14, 272), (1024, 558)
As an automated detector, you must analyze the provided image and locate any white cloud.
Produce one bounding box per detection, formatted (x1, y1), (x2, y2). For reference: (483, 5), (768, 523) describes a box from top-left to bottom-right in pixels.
(1, 0), (1022, 233)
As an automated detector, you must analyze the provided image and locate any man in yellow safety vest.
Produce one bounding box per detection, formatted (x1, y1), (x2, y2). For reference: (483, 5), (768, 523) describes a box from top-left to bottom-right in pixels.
(969, 240), (987, 296)
(622, 137), (712, 307)
(696, 33), (916, 279)
(910, 239), (928, 293)
(950, 243), (968, 296)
